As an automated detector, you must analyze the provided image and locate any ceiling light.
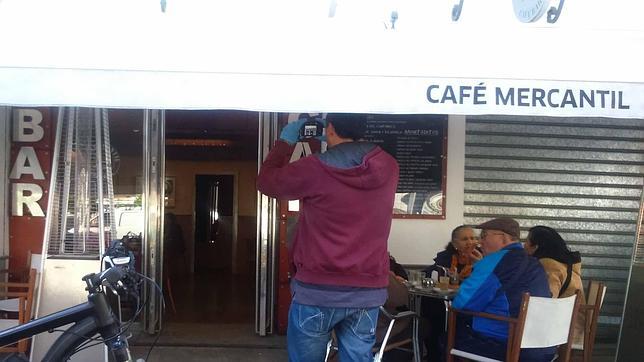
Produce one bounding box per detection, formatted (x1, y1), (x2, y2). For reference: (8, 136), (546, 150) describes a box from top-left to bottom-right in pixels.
(165, 138), (233, 147)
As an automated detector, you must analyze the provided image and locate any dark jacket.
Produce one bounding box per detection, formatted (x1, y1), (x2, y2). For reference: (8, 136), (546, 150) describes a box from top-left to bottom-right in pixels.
(433, 247), (454, 268)
(424, 245), (464, 277)
(257, 140), (399, 288)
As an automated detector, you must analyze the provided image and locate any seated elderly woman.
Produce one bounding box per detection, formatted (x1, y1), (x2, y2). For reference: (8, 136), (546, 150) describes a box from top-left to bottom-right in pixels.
(428, 225), (481, 280)
(421, 225), (480, 361)
(525, 225), (586, 346)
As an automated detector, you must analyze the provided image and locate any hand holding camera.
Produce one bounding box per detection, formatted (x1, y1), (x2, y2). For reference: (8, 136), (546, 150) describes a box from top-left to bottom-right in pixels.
(279, 116), (326, 145)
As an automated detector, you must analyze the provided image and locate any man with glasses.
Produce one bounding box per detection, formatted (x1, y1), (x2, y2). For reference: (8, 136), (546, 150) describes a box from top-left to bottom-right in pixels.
(450, 217), (554, 361)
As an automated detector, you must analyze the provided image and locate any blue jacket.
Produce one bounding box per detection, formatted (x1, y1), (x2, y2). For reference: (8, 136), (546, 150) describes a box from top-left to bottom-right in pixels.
(452, 243), (551, 340)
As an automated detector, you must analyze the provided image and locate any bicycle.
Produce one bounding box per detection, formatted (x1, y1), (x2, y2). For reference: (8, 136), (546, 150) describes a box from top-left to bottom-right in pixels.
(0, 240), (152, 362)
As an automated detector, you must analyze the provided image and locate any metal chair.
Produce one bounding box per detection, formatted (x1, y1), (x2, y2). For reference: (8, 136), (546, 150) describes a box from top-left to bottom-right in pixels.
(446, 291), (581, 362)
(324, 306), (420, 362)
(572, 281), (607, 362)
(375, 306), (420, 362)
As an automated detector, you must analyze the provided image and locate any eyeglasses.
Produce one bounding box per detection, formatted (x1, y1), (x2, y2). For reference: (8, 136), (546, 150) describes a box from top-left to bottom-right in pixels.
(480, 230), (506, 239)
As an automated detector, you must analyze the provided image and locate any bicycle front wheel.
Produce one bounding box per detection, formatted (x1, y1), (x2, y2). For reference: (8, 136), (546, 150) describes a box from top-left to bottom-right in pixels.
(41, 316), (100, 362)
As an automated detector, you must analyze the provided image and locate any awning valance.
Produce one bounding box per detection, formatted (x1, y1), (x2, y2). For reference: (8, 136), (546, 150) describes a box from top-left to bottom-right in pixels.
(1, 0), (643, 117)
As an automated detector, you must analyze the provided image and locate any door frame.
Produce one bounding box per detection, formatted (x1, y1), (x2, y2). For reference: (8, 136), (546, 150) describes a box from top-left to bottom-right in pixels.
(0, 107), (9, 258)
(142, 109), (165, 334)
(255, 112), (279, 335)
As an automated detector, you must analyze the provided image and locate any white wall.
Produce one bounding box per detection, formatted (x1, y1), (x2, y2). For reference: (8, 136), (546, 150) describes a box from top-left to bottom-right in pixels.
(388, 115), (466, 265)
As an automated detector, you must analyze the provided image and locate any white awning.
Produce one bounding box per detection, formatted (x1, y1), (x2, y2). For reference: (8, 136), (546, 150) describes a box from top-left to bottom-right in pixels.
(1, 0), (643, 118)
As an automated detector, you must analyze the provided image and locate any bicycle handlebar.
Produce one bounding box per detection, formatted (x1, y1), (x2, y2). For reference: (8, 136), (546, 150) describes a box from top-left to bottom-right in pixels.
(82, 238), (142, 299)
(83, 266), (137, 296)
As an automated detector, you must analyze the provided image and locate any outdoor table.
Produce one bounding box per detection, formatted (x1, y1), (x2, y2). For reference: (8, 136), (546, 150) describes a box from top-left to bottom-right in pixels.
(407, 285), (458, 359)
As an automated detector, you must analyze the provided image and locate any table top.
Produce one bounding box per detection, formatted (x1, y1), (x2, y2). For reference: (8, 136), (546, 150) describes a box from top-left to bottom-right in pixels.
(407, 285), (457, 300)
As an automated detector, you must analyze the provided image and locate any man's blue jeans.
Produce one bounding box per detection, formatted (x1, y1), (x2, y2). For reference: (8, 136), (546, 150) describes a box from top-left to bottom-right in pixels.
(287, 302), (380, 362)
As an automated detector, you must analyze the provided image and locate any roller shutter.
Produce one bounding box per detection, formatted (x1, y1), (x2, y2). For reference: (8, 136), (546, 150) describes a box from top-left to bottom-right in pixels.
(464, 115), (644, 348)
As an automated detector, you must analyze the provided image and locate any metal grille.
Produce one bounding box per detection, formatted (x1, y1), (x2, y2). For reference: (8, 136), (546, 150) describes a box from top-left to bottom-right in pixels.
(464, 115), (644, 344)
(45, 108), (116, 257)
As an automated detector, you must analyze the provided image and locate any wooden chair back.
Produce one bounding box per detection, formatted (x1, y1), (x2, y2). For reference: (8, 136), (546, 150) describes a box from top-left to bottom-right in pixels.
(446, 291), (581, 362)
(521, 291), (581, 362)
(0, 268), (37, 353)
(574, 280), (607, 362)
(446, 293), (530, 362)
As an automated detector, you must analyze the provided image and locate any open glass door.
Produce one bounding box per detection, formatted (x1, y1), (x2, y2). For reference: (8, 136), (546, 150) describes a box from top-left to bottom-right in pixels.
(142, 109), (165, 333)
(255, 112), (278, 335)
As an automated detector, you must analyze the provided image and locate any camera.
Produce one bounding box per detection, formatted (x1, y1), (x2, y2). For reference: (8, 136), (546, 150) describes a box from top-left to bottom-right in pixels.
(298, 116), (325, 141)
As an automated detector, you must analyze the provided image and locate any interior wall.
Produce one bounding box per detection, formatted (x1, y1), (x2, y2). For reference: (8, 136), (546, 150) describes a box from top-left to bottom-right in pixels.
(165, 159), (258, 274)
(113, 156), (141, 195)
(388, 115), (466, 265)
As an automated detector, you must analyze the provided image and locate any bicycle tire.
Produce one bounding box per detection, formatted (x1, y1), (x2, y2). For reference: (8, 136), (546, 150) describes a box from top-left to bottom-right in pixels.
(41, 316), (99, 362)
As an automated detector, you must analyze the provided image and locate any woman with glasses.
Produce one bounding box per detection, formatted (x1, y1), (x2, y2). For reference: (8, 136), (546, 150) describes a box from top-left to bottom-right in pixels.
(525, 225), (586, 346)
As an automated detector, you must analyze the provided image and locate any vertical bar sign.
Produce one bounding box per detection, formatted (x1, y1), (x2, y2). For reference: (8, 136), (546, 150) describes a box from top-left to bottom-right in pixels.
(9, 108), (53, 271)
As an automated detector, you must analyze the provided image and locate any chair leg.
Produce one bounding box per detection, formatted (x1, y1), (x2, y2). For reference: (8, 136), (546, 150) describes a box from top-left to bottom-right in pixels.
(165, 276), (177, 314)
(446, 309), (456, 362)
(582, 346), (591, 362)
(584, 327), (598, 362)
(324, 339), (332, 362)
(412, 317), (421, 362)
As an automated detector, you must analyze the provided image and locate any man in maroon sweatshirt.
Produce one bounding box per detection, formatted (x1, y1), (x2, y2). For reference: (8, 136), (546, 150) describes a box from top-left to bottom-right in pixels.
(257, 113), (399, 362)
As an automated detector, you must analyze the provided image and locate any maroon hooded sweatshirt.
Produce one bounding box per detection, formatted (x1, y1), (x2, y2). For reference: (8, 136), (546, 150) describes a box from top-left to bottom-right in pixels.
(257, 140), (399, 289)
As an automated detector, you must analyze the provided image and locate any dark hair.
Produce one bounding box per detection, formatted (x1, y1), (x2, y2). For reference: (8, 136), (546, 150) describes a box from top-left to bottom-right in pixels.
(389, 254), (408, 280)
(444, 225), (471, 251)
(451, 225), (471, 242)
(325, 113), (367, 140)
(528, 225), (581, 265)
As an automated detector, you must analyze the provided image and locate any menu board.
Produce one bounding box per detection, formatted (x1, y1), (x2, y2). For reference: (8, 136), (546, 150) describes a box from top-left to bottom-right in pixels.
(362, 114), (447, 218)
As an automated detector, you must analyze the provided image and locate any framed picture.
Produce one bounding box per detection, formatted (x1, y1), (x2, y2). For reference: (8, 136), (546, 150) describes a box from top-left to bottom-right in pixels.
(164, 176), (176, 208)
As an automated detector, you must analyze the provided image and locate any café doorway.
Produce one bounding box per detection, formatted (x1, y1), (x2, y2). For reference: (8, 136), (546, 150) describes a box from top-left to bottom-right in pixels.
(105, 109), (282, 348)
(161, 110), (260, 336)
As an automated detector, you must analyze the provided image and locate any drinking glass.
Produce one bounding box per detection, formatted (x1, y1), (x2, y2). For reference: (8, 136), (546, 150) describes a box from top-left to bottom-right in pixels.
(438, 276), (450, 290)
(409, 270), (422, 287)
(448, 271), (459, 287)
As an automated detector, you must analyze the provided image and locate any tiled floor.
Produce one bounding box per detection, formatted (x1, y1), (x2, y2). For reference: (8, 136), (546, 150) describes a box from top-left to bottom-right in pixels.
(128, 268), (287, 361)
(129, 345), (287, 362)
(162, 269), (256, 324)
(128, 322), (287, 361)
(129, 322), (285, 349)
